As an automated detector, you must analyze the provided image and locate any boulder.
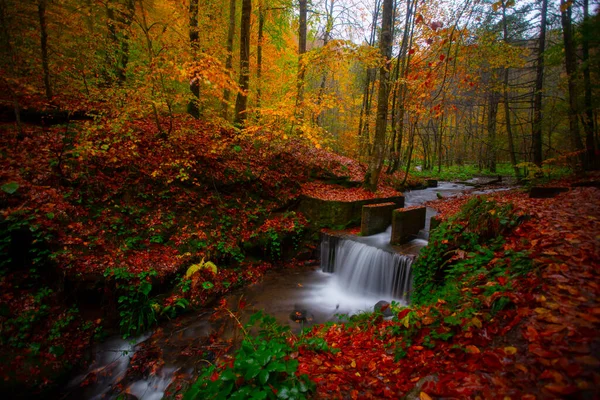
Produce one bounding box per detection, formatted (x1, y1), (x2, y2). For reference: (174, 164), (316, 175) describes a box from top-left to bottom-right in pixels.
(374, 300), (393, 317)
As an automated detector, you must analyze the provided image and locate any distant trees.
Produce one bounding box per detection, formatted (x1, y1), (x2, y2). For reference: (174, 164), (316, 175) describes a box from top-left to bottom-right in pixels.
(0, 0), (596, 172)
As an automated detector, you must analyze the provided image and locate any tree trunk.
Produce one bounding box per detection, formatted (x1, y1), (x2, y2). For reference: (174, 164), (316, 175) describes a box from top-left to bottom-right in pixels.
(487, 89), (499, 173)
(365, 0), (393, 191)
(222, 0), (236, 119)
(295, 0), (307, 113)
(234, 0), (251, 126)
(560, 0), (585, 167)
(105, 0), (135, 85)
(581, 0), (597, 169)
(38, 0), (52, 100)
(188, 0), (201, 118)
(389, 0), (416, 174)
(532, 0), (547, 166)
(502, 1), (519, 177)
(256, 1), (264, 109)
(358, 0), (380, 159)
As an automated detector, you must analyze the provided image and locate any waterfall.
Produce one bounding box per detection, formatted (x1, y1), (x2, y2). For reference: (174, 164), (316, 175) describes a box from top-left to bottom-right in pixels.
(321, 233), (413, 301)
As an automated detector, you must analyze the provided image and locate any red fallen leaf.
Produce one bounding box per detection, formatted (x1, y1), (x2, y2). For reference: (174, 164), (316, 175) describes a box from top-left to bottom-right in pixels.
(497, 276), (507, 285)
(529, 345), (560, 359)
(397, 309), (410, 319)
(575, 355), (600, 367)
(540, 369), (565, 382)
(481, 352), (503, 369)
(544, 383), (578, 395)
(439, 54), (445, 61)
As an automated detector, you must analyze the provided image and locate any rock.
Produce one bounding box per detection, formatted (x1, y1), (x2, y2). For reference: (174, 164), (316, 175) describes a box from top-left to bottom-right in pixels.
(374, 300), (393, 317)
(426, 179), (438, 188)
(115, 394), (139, 400)
(404, 375), (439, 399)
(290, 308), (310, 323)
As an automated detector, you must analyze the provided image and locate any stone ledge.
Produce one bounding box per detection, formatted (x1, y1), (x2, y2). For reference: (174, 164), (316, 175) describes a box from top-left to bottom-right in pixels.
(298, 195), (404, 228)
(391, 206), (426, 244)
(361, 202), (397, 236)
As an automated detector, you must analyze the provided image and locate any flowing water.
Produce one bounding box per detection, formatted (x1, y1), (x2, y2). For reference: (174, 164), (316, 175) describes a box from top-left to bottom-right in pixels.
(65, 181), (481, 399)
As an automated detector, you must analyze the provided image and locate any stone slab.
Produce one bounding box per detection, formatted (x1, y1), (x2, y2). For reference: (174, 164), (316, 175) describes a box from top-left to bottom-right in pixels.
(391, 206), (426, 245)
(298, 195), (404, 228)
(361, 202), (397, 236)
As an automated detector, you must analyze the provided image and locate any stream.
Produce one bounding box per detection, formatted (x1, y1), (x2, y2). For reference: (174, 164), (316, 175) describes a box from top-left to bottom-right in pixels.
(64, 181), (499, 399)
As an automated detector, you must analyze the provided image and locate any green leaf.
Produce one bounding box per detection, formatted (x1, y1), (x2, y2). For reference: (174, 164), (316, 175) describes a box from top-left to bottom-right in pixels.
(258, 369), (269, 385)
(220, 369), (237, 382)
(277, 387), (291, 399)
(1, 182), (19, 194)
(286, 359), (299, 374)
(46, 212), (55, 219)
(49, 345), (65, 356)
(251, 390), (268, 400)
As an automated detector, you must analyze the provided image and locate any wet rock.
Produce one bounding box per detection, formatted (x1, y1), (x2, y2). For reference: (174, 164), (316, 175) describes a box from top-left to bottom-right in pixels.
(404, 375), (438, 399)
(290, 309), (308, 323)
(426, 179), (438, 188)
(115, 394), (139, 400)
(374, 301), (393, 317)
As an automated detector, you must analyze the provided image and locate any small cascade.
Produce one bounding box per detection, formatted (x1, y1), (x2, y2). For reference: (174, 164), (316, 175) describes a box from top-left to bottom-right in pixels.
(321, 232), (413, 300)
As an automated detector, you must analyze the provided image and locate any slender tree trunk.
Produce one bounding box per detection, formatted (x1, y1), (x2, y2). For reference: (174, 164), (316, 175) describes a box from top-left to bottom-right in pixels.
(532, 0), (547, 166)
(295, 0), (307, 112)
(560, 0), (586, 167)
(315, 0), (333, 125)
(234, 0), (251, 126)
(437, 113), (444, 173)
(256, 1), (264, 109)
(106, 0), (135, 85)
(502, 1), (519, 177)
(222, 0), (236, 119)
(358, 0), (381, 160)
(401, 119), (418, 187)
(38, 0), (52, 100)
(188, 0), (201, 118)
(581, 0), (597, 169)
(389, 0), (416, 173)
(365, 0), (393, 191)
(487, 89), (499, 173)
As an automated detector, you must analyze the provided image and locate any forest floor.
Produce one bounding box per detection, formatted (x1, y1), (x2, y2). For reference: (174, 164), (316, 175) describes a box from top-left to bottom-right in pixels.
(1, 115), (598, 399)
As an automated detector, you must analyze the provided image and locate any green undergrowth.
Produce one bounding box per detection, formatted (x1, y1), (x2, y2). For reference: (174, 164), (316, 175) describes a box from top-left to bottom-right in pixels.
(411, 196), (530, 306)
(410, 162), (572, 183)
(185, 311), (321, 400)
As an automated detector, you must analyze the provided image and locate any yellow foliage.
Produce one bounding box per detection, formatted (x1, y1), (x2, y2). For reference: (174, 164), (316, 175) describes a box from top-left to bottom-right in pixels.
(185, 258), (218, 278)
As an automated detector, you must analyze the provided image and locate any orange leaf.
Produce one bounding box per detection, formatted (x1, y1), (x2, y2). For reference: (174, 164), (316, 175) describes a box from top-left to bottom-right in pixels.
(465, 345), (480, 354)
(420, 392), (433, 400)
